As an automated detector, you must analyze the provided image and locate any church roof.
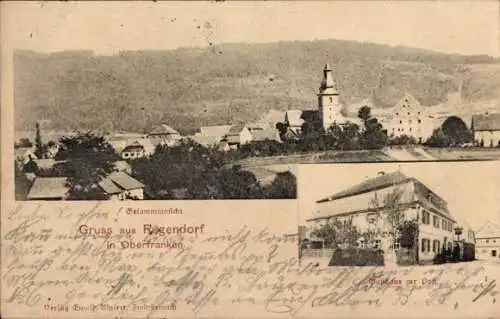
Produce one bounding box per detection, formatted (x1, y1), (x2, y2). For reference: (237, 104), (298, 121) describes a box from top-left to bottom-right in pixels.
(471, 113), (500, 131)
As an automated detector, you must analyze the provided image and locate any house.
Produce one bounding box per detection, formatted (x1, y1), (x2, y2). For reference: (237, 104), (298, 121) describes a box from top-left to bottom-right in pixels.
(475, 221), (500, 259)
(471, 113), (500, 147)
(120, 139), (155, 159)
(113, 160), (132, 175)
(199, 125), (232, 141)
(386, 94), (435, 143)
(30, 159), (67, 176)
(188, 135), (221, 148)
(305, 171), (465, 265)
(147, 124), (181, 146)
(98, 171), (145, 200)
(27, 177), (69, 200)
(224, 125), (253, 149)
(250, 129), (281, 142)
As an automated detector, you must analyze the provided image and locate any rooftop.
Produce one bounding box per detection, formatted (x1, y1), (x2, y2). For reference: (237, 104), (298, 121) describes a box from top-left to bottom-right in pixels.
(317, 171), (411, 203)
(149, 124), (180, 135)
(472, 113), (500, 131)
(98, 171), (144, 194)
(27, 177), (69, 200)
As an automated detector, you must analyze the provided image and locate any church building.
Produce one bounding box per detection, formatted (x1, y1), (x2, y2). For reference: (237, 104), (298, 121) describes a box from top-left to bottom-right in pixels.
(284, 64), (347, 136)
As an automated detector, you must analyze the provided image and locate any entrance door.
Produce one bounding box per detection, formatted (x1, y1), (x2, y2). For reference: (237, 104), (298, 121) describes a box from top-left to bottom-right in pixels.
(492, 250), (497, 257)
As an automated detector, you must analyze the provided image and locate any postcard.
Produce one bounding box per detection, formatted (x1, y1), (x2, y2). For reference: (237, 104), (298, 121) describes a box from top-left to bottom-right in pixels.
(1, 1), (500, 318)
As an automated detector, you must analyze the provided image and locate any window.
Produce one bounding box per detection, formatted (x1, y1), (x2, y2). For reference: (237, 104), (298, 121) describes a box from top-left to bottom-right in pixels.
(486, 239), (490, 243)
(418, 119), (422, 124)
(422, 238), (431, 253)
(396, 112), (399, 116)
(442, 220), (446, 230)
(400, 120), (402, 124)
(433, 215), (440, 228)
(409, 120), (412, 124)
(374, 240), (381, 249)
(422, 211), (430, 224)
(409, 128), (412, 132)
(391, 238), (400, 249)
(408, 112), (410, 115)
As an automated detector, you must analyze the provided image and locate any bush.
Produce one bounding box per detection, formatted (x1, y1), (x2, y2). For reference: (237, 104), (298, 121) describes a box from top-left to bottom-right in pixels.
(328, 248), (384, 266)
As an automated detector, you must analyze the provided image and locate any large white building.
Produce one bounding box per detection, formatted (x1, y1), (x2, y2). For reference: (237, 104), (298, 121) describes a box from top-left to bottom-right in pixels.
(305, 171), (474, 265)
(386, 94), (435, 143)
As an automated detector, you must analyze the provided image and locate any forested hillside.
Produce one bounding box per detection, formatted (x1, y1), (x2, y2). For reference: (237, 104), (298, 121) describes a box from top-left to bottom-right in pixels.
(14, 39), (500, 134)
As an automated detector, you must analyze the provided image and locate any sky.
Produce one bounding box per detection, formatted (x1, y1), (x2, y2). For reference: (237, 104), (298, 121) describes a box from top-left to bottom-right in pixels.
(2, 1), (499, 57)
(298, 161), (500, 231)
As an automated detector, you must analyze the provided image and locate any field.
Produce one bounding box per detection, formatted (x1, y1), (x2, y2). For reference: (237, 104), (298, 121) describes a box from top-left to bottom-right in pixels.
(235, 147), (500, 168)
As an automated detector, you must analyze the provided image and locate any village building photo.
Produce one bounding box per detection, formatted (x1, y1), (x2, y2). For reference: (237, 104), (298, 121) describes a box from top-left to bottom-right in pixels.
(297, 162), (500, 267)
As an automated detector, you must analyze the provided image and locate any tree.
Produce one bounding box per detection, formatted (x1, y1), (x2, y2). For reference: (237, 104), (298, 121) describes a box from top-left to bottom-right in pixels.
(310, 217), (359, 249)
(357, 106), (388, 149)
(329, 122), (361, 150)
(441, 116), (473, 145)
(55, 131), (120, 200)
(358, 106), (372, 122)
(425, 128), (452, 147)
(369, 187), (411, 264)
(264, 171), (297, 199)
(34, 121), (45, 158)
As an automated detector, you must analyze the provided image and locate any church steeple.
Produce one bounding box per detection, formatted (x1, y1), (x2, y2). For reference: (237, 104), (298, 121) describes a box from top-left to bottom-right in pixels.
(319, 63), (338, 94)
(318, 63), (342, 131)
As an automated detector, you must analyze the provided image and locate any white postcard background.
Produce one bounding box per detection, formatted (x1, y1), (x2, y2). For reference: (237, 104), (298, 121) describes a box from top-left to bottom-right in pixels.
(2, 2), (500, 318)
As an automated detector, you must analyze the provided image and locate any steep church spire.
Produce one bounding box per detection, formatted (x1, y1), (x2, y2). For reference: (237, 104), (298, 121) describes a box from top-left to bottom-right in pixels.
(319, 63), (338, 93)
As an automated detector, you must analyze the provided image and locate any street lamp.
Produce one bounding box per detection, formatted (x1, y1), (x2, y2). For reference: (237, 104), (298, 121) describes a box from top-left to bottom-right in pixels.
(454, 227), (463, 241)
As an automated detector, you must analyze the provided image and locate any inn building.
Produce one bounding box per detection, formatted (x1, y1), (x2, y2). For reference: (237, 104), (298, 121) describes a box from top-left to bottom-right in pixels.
(305, 171), (473, 264)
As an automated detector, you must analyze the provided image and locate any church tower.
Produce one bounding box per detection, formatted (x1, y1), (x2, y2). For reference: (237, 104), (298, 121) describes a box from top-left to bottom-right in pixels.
(318, 63), (341, 131)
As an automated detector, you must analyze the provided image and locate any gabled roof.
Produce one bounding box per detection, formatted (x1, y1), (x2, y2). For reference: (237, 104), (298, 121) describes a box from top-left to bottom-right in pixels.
(149, 124), (180, 135)
(476, 221), (500, 237)
(27, 177), (68, 199)
(246, 122), (271, 131)
(251, 129), (280, 142)
(471, 113), (500, 131)
(317, 171), (411, 203)
(285, 110), (305, 127)
(227, 124), (246, 135)
(200, 125), (232, 137)
(121, 142), (145, 153)
(189, 135), (220, 147)
(393, 93), (422, 112)
(15, 147), (37, 159)
(113, 160), (131, 172)
(98, 172), (144, 194)
(33, 159), (66, 171)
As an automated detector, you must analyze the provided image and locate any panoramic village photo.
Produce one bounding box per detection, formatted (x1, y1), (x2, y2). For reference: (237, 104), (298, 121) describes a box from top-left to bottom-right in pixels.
(12, 1), (500, 200)
(297, 162), (500, 267)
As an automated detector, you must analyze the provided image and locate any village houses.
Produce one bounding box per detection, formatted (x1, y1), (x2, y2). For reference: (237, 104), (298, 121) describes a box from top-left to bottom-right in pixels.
(475, 221), (500, 260)
(471, 112), (500, 147)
